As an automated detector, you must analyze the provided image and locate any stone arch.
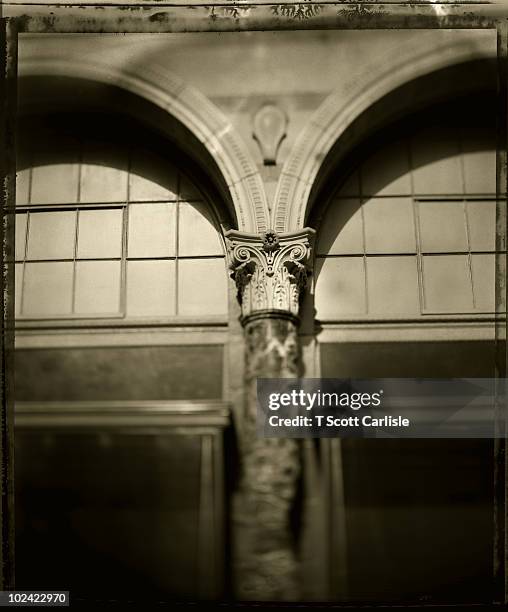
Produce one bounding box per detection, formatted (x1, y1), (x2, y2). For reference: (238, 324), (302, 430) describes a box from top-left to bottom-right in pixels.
(19, 54), (270, 234)
(272, 30), (496, 233)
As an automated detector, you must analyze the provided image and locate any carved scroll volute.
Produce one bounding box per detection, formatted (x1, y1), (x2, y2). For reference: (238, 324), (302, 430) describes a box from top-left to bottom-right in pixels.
(225, 228), (315, 323)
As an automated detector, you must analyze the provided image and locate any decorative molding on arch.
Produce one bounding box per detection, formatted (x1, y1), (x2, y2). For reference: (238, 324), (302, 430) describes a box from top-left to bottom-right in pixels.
(19, 54), (270, 233)
(272, 31), (496, 233)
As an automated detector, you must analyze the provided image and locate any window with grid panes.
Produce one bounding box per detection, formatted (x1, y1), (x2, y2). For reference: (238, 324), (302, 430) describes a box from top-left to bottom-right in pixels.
(315, 119), (499, 320)
(15, 130), (227, 320)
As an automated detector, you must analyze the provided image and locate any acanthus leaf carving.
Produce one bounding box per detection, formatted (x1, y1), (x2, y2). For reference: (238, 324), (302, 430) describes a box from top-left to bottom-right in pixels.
(226, 228), (315, 321)
(233, 259), (256, 306)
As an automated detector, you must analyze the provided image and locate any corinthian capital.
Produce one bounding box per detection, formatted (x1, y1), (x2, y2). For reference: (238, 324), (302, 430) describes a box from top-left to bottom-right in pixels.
(225, 228), (315, 323)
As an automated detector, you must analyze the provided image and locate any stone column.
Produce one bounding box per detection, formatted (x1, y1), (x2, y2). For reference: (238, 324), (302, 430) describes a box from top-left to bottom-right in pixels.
(226, 228), (314, 601)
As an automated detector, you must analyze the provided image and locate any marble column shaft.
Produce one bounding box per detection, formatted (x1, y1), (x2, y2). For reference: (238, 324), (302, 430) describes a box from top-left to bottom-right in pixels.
(226, 228), (315, 601)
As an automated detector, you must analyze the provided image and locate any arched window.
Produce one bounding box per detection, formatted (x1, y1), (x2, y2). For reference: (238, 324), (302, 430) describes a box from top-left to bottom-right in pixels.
(15, 116), (228, 320)
(314, 102), (497, 321)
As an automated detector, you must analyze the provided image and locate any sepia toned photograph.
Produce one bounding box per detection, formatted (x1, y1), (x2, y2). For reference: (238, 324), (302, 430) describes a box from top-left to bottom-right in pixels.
(1, 1), (508, 610)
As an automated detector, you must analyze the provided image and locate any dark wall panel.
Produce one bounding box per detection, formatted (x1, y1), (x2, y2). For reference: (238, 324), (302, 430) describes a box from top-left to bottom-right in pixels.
(15, 432), (205, 600)
(15, 345), (224, 401)
(321, 340), (496, 379)
(341, 437), (493, 602)
(320, 340), (495, 602)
